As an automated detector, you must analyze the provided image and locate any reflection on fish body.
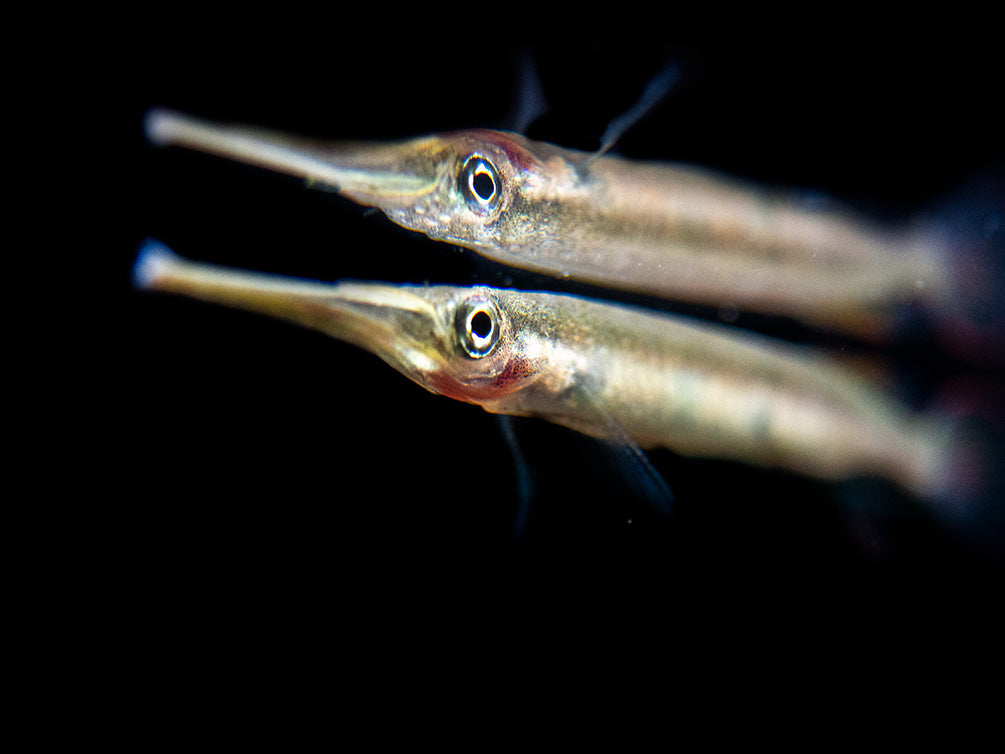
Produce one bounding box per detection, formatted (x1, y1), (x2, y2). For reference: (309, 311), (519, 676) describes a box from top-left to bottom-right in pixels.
(136, 241), (957, 501)
(145, 109), (963, 339)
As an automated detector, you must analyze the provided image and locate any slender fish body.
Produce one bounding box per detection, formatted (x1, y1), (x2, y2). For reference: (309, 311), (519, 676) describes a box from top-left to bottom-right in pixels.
(145, 110), (959, 338)
(135, 242), (954, 500)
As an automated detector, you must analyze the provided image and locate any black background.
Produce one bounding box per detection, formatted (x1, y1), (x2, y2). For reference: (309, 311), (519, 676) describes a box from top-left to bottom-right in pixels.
(60, 7), (1005, 721)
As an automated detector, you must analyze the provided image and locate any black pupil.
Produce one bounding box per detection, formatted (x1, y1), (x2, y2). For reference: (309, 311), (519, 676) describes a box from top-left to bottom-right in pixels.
(470, 310), (493, 339)
(471, 168), (495, 201)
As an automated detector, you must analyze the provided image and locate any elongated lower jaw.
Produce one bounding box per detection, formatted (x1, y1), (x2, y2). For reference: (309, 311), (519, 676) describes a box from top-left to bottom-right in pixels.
(144, 108), (448, 208)
(132, 239), (452, 394)
(133, 238), (181, 289)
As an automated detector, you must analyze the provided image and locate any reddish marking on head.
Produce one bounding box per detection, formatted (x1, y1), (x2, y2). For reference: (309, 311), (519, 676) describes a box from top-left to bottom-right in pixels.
(492, 354), (535, 390)
(442, 129), (540, 174)
(426, 354), (537, 405)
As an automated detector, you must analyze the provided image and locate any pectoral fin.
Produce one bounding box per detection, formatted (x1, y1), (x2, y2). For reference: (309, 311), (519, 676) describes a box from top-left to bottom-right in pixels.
(567, 382), (675, 518)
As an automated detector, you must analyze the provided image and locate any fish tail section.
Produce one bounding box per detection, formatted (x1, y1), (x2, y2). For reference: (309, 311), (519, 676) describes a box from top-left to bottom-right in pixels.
(912, 393), (1005, 554)
(925, 177), (1005, 364)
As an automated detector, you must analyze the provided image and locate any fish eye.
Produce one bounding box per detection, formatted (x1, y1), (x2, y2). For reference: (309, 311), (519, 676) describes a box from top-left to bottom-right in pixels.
(455, 296), (500, 358)
(459, 154), (501, 213)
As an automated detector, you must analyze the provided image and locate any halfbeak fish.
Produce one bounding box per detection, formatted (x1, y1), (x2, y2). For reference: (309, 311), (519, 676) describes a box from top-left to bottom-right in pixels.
(145, 109), (972, 340)
(136, 240), (960, 502)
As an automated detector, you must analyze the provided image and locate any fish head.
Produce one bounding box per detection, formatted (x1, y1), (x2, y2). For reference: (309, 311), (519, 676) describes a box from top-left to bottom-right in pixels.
(328, 129), (584, 255)
(147, 112), (585, 257)
(135, 243), (564, 409)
